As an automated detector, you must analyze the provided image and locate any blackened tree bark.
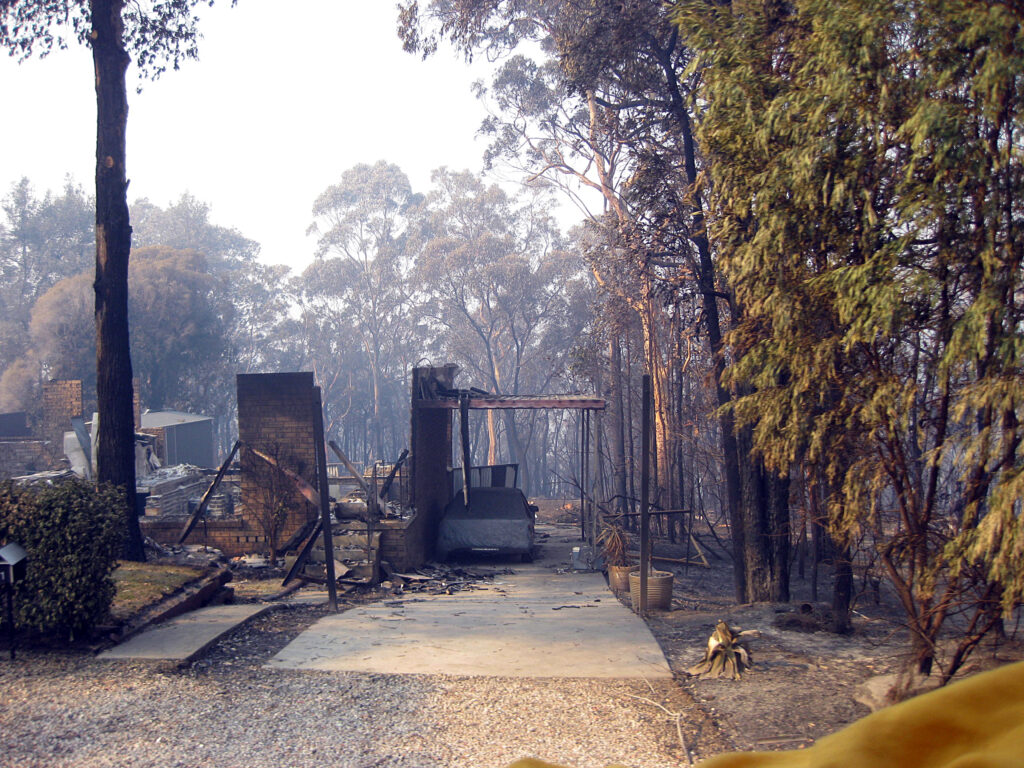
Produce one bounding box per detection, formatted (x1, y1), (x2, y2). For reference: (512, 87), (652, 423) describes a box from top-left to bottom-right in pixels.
(768, 469), (791, 602)
(831, 544), (853, 634)
(609, 336), (629, 518)
(92, 0), (143, 561)
(668, 51), (789, 604)
(736, 422), (769, 600)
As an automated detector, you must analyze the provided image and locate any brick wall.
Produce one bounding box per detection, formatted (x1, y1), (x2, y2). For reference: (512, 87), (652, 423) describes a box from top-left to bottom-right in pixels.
(383, 513), (431, 572)
(298, 517), (423, 573)
(139, 474), (246, 557)
(41, 380), (82, 456)
(410, 365), (456, 563)
(236, 373), (321, 555)
(0, 438), (56, 479)
(140, 517), (258, 557)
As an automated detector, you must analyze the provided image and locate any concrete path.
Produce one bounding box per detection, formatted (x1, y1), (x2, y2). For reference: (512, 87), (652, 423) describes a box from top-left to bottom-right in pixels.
(99, 604), (269, 661)
(97, 526), (673, 678)
(268, 528), (672, 679)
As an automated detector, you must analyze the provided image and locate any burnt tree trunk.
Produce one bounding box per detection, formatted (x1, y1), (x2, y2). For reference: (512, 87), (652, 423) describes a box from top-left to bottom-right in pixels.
(92, 0), (143, 561)
(609, 337), (629, 518)
(831, 543), (853, 634)
(656, 25), (794, 604)
(660, 47), (746, 601)
(624, 335), (637, 523)
(737, 422), (770, 601)
(735, 417), (792, 603)
(768, 468), (791, 602)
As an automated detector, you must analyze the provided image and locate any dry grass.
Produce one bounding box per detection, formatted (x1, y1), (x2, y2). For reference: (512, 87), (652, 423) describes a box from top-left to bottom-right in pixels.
(232, 576), (288, 601)
(108, 561), (206, 621)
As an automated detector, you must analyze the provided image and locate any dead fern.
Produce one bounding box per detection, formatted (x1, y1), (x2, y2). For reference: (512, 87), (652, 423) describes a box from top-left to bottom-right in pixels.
(597, 523), (630, 567)
(688, 620), (761, 680)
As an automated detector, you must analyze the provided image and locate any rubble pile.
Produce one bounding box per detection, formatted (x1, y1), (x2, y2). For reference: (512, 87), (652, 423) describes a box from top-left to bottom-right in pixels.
(139, 464), (236, 520)
(333, 490), (412, 522)
(284, 545), (512, 598)
(139, 465), (206, 519)
(296, 528), (383, 585)
(11, 468), (78, 485)
(378, 563), (514, 596)
(143, 537), (225, 567)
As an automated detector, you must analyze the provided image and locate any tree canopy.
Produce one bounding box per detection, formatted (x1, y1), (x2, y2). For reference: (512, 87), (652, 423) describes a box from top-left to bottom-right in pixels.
(674, 0), (1024, 678)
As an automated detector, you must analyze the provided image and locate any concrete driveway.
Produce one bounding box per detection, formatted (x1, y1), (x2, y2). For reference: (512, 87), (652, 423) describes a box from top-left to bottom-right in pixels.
(268, 525), (672, 679)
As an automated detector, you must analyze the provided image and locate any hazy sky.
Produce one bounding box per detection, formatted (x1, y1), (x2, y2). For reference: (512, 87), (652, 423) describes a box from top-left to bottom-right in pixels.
(1, 2), (573, 270)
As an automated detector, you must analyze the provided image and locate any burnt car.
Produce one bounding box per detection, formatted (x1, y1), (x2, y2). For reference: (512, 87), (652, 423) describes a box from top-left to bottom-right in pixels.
(436, 486), (536, 562)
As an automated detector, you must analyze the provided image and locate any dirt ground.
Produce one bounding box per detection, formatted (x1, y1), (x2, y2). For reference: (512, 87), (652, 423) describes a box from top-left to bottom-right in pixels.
(530, 499), (1024, 754)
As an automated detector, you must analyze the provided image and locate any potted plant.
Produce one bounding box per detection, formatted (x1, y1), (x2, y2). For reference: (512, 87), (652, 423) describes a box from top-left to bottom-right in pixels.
(629, 567), (675, 610)
(598, 522), (632, 593)
(621, 533), (674, 610)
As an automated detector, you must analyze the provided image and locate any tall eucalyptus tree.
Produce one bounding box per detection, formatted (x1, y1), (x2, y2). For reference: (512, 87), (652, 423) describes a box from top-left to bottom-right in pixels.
(1, 0), (236, 559)
(414, 169), (588, 492)
(305, 161), (423, 462)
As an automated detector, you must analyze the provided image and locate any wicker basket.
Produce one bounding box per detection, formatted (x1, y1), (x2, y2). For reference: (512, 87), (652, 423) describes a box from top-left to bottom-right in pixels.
(629, 569), (674, 610)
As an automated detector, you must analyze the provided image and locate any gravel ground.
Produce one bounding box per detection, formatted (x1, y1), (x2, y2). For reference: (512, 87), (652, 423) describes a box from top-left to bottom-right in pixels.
(1, 603), (726, 768)
(18, 512), (1008, 767)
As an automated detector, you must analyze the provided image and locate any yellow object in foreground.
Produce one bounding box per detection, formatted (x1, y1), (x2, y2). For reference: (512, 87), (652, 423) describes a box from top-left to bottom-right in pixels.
(508, 660), (1024, 768)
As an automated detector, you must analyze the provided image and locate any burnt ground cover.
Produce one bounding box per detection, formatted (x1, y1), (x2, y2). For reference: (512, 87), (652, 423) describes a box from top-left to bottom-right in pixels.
(531, 500), (1024, 755)
(2, 502), (1022, 767)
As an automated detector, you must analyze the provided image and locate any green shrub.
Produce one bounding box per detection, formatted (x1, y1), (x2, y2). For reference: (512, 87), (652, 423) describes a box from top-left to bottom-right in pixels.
(0, 478), (125, 641)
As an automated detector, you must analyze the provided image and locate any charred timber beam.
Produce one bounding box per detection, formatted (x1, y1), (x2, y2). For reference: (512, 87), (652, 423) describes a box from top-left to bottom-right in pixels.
(281, 522), (323, 587)
(379, 448), (409, 498)
(249, 446), (322, 509)
(413, 396), (605, 410)
(460, 393), (472, 508)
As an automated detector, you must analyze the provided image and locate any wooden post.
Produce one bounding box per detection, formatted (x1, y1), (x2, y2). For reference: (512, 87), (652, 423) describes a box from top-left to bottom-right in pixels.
(328, 441), (375, 502)
(592, 408), (602, 553)
(639, 374), (651, 614)
(460, 393), (472, 507)
(5, 577), (15, 660)
(580, 411), (588, 542)
(579, 412), (584, 541)
(312, 387), (337, 612)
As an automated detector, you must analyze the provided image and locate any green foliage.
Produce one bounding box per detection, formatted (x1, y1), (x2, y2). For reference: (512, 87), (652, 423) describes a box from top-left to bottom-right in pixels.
(7, 242), (232, 416)
(0, 1), (236, 81)
(675, 0), (1024, 675)
(301, 161), (421, 460)
(131, 193), (259, 270)
(0, 479), (125, 641)
(0, 178), (94, 412)
(30, 271), (96, 383)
